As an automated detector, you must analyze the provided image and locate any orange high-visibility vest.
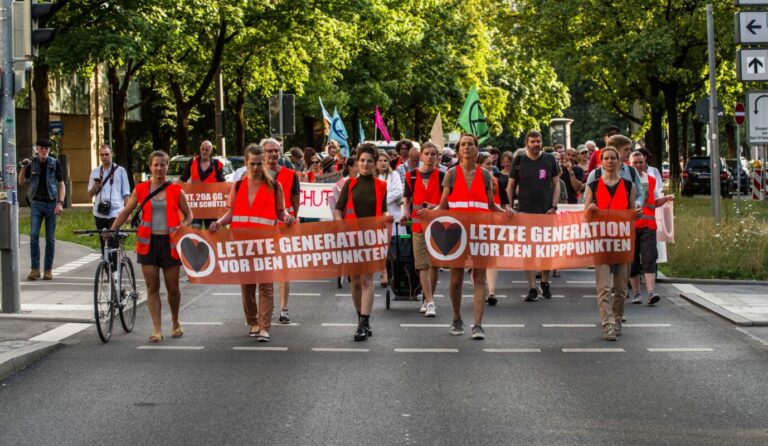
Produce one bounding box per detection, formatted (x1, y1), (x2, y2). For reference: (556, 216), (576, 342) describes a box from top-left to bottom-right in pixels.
(408, 169), (442, 233)
(447, 166), (490, 212)
(190, 156), (221, 183)
(231, 179), (277, 228)
(135, 181), (182, 259)
(636, 174), (657, 230)
(344, 176), (387, 219)
(595, 177), (629, 210)
(275, 168), (297, 218)
(492, 177), (501, 205)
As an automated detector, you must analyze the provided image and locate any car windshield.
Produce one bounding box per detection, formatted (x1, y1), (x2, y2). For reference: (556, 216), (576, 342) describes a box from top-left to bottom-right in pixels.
(168, 158), (188, 176)
(686, 158), (710, 170)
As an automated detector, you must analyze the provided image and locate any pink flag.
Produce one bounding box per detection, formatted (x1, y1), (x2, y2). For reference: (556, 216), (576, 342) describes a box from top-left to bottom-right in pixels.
(374, 106), (391, 143)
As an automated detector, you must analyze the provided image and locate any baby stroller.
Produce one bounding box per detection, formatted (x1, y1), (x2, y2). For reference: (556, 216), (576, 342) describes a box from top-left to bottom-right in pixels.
(385, 223), (422, 309)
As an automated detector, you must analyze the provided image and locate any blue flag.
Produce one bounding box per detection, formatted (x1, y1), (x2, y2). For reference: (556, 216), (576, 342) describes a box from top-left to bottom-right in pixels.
(330, 107), (350, 157)
(358, 119), (366, 143)
(318, 97), (333, 123)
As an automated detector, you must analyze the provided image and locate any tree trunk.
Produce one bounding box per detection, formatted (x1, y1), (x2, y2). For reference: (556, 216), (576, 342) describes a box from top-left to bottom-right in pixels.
(646, 80), (664, 166)
(725, 122), (736, 158)
(662, 83), (680, 180)
(693, 118), (703, 156)
(106, 65), (130, 171)
(681, 108), (689, 162)
(33, 62), (50, 142)
(414, 105), (423, 141)
(234, 89), (246, 153)
(175, 108), (191, 156)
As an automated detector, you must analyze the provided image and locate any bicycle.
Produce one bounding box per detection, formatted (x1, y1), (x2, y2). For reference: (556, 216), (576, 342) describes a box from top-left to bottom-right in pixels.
(74, 229), (139, 343)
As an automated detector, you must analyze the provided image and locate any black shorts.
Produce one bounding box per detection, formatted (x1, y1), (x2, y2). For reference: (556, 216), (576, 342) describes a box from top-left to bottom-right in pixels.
(137, 234), (182, 268)
(631, 228), (657, 276)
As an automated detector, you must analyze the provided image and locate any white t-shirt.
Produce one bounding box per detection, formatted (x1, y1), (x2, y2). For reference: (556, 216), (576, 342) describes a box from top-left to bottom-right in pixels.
(87, 164), (131, 218)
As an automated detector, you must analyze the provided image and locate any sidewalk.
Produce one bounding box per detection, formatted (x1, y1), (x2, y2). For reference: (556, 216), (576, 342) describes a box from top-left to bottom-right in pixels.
(672, 283), (768, 326)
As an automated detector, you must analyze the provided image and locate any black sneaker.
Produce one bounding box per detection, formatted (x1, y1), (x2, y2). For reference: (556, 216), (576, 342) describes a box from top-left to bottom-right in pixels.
(486, 294), (498, 306)
(278, 309), (291, 324)
(451, 318), (464, 335)
(364, 321), (373, 337)
(648, 292), (661, 305)
(354, 325), (368, 342)
(541, 282), (552, 299)
(525, 288), (539, 302)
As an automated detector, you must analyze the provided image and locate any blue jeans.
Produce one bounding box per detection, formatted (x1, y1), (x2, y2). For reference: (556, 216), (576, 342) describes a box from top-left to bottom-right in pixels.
(29, 201), (57, 271)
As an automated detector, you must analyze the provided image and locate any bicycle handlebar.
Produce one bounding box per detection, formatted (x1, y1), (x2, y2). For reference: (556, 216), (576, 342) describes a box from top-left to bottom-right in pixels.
(73, 229), (138, 235)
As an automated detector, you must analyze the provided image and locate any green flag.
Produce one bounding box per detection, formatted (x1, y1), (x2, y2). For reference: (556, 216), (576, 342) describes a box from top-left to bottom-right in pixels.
(457, 86), (490, 143)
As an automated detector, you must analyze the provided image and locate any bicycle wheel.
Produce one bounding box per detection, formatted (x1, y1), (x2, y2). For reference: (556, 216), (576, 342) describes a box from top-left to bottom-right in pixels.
(94, 262), (114, 343)
(118, 258), (138, 333)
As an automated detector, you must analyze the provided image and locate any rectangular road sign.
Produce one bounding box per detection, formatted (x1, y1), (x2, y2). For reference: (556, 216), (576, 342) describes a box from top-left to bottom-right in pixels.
(736, 1), (768, 6)
(736, 12), (768, 44)
(737, 49), (768, 81)
(746, 90), (768, 143)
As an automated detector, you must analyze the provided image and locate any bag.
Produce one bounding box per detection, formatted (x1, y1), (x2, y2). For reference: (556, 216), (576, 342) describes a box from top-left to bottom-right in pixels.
(130, 181), (171, 229)
(96, 165), (118, 215)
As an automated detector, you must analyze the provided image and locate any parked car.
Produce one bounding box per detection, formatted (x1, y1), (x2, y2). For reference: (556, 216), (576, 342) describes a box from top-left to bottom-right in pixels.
(166, 155), (235, 182)
(227, 156), (244, 171)
(725, 158), (750, 195)
(681, 156), (731, 198)
(662, 162), (670, 181)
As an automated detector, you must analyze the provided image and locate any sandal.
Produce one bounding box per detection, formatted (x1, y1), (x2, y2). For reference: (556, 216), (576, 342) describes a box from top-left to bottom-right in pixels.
(171, 326), (184, 338)
(148, 334), (164, 343)
(248, 326), (260, 337)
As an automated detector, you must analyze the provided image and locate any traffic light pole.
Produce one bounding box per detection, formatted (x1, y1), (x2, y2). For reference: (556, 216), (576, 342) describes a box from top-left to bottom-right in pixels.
(1, 0), (21, 313)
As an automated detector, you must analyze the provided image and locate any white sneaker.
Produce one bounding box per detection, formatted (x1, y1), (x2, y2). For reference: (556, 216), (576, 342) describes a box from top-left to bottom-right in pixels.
(424, 302), (436, 317)
(419, 302), (428, 313)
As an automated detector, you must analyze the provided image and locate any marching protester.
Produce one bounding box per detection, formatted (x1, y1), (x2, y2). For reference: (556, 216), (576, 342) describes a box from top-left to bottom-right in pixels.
(400, 142), (443, 317)
(395, 146), (421, 189)
(18, 139), (66, 281)
(583, 146), (638, 341)
(329, 156), (358, 210)
(577, 145), (590, 172)
(506, 131), (560, 301)
(333, 143), (392, 342)
(497, 151), (513, 209)
(560, 147), (584, 204)
(87, 144), (130, 265)
(435, 134), (505, 340)
(391, 139), (413, 169)
(289, 147), (305, 172)
(478, 152), (501, 306)
(376, 150), (403, 287)
(587, 126), (620, 172)
(304, 152), (324, 183)
(177, 140), (225, 229)
(263, 138), (302, 324)
(628, 151), (674, 305)
(110, 150), (193, 343)
(585, 135), (645, 216)
(209, 144), (294, 342)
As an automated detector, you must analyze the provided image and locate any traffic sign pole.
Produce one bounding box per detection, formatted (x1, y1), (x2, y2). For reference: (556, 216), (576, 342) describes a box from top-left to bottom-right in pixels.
(707, 4), (722, 225)
(736, 102), (746, 212)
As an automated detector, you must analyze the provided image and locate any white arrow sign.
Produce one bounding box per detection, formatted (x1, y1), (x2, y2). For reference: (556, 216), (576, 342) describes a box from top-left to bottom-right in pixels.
(747, 90), (768, 144)
(736, 12), (768, 44)
(737, 49), (768, 81)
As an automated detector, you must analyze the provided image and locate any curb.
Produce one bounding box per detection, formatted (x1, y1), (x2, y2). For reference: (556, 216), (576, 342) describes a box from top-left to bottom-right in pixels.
(677, 292), (766, 327)
(0, 314), (93, 323)
(0, 341), (62, 382)
(659, 277), (768, 286)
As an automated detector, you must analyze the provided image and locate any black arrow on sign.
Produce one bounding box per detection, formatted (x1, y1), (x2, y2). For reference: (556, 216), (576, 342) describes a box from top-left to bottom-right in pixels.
(747, 19), (762, 35)
(749, 57), (764, 74)
(753, 95), (768, 114)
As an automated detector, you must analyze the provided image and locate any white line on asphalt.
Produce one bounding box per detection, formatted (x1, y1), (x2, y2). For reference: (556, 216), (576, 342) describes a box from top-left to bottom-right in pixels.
(562, 348), (625, 353)
(400, 324), (451, 328)
(582, 295), (597, 298)
(180, 322), (224, 325)
(291, 293), (321, 296)
(22, 304), (92, 311)
(646, 348), (714, 352)
(336, 293), (381, 297)
(567, 281), (594, 284)
(521, 294), (565, 298)
(623, 324), (672, 327)
(312, 348), (369, 352)
(233, 347), (288, 351)
(28, 323), (91, 342)
(509, 281), (529, 284)
(735, 327), (768, 346)
(483, 348), (541, 353)
(321, 323), (357, 327)
(137, 346), (205, 350)
(474, 324), (525, 328)
(56, 275), (145, 282)
(394, 348), (459, 353)
(543, 324), (596, 328)
(433, 294), (444, 297)
(275, 323), (301, 327)
(21, 282), (99, 286)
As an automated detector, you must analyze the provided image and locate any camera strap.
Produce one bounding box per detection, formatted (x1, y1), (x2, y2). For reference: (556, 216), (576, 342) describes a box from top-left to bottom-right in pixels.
(97, 164), (118, 202)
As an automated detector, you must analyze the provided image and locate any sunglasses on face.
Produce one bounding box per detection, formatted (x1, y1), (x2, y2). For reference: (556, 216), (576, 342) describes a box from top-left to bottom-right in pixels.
(312, 160), (321, 164)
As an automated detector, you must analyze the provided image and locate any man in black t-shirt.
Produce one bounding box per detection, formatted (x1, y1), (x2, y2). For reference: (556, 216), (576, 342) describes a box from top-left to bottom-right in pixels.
(507, 131), (560, 301)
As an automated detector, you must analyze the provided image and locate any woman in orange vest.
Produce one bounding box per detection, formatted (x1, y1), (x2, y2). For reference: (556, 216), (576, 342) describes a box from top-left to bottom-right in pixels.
(209, 144), (293, 342)
(583, 146), (637, 341)
(110, 150), (193, 343)
(478, 151), (502, 306)
(435, 134), (506, 340)
(333, 143), (393, 341)
(400, 142), (444, 318)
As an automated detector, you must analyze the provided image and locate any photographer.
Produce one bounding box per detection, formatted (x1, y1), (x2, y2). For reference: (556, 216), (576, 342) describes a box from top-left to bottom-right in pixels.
(17, 139), (66, 281)
(88, 144), (130, 261)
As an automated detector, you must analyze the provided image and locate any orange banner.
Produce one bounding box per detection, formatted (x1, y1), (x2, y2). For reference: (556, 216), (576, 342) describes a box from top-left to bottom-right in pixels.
(421, 210), (635, 270)
(171, 217), (390, 284)
(180, 183), (232, 220)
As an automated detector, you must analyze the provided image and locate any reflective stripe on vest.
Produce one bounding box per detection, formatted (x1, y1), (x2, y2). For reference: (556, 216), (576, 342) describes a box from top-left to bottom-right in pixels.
(409, 169), (442, 233)
(134, 181), (183, 259)
(447, 166), (490, 213)
(637, 174), (657, 230)
(231, 179), (278, 228)
(190, 156), (220, 183)
(344, 177), (386, 219)
(595, 177), (629, 210)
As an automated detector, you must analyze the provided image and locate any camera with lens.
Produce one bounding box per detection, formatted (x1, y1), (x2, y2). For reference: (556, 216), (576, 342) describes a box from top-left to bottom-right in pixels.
(97, 201), (112, 215)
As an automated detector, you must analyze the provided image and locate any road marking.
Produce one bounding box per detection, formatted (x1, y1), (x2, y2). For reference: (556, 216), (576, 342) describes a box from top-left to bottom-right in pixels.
(321, 323), (357, 327)
(137, 346), (205, 350)
(312, 348), (369, 352)
(213, 293), (240, 296)
(22, 304), (92, 311)
(51, 254), (101, 274)
(335, 293), (381, 297)
(275, 323), (301, 327)
(180, 322), (223, 326)
(543, 324), (596, 328)
(567, 281), (594, 284)
(55, 275), (145, 282)
(735, 327), (768, 346)
(520, 294), (564, 298)
(624, 324), (671, 327)
(28, 323), (91, 342)
(400, 323), (451, 328)
(509, 281), (529, 284)
(475, 324), (525, 328)
(21, 282), (99, 286)
(394, 348), (459, 353)
(646, 348), (714, 352)
(562, 348), (625, 353)
(483, 348), (541, 353)
(433, 294), (444, 297)
(582, 295), (597, 298)
(233, 347), (288, 351)
(292, 293), (321, 296)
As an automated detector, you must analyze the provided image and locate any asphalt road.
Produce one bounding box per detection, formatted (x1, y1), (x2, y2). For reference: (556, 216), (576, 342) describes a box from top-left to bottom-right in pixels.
(2, 269), (767, 446)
